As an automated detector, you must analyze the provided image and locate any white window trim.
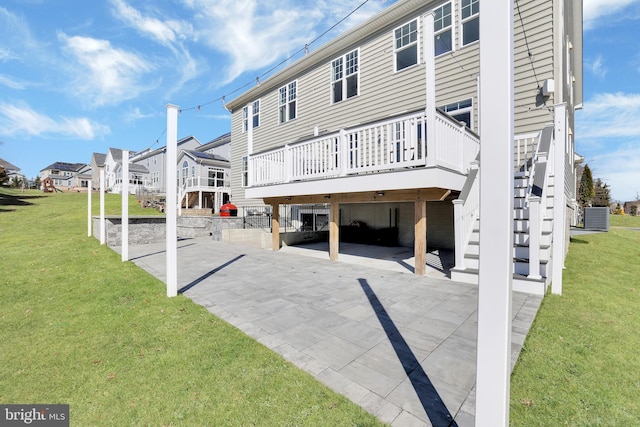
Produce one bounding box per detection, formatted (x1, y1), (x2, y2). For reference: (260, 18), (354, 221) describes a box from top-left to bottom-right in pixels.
(439, 98), (473, 129)
(460, 0), (479, 48)
(278, 80), (298, 124)
(241, 156), (248, 187)
(251, 99), (260, 129)
(242, 106), (249, 133)
(393, 18), (421, 73)
(434, 2), (454, 57)
(331, 48), (360, 104)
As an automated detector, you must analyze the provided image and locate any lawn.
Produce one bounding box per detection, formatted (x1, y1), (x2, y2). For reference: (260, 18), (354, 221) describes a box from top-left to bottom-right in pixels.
(510, 217), (640, 425)
(610, 213), (640, 228)
(0, 189), (384, 426)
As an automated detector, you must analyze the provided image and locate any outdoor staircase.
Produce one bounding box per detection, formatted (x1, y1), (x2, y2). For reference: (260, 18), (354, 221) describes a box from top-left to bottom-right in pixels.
(451, 126), (556, 295)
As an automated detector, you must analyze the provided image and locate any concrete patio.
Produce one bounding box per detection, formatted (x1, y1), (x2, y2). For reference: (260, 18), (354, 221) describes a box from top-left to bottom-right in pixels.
(118, 238), (542, 426)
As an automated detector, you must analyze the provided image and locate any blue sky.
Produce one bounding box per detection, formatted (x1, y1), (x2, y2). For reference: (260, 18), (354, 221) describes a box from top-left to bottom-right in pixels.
(0, 0), (638, 202)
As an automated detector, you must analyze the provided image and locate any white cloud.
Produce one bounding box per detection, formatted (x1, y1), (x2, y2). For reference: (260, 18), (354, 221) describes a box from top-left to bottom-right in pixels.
(577, 92), (640, 139)
(109, 0), (200, 97)
(182, 0), (392, 84)
(0, 74), (28, 89)
(124, 107), (159, 122)
(0, 102), (111, 139)
(583, 0), (639, 30)
(587, 55), (607, 78)
(0, 6), (35, 61)
(584, 144), (640, 202)
(110, 0), (194, 47)
(58, 32), (155, 107)
(576, 92), (640, 201)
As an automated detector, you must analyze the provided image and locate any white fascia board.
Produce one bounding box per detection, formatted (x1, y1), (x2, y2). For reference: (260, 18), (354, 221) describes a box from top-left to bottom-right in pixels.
(245, 167), (465, 199)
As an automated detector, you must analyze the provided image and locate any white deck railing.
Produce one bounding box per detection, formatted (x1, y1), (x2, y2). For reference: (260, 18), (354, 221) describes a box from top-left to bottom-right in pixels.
(248, 110), (479, 187)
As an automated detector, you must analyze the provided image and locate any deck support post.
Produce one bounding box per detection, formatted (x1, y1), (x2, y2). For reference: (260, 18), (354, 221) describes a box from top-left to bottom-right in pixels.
(99, 167), (105, 245)
(87, 180), (92, 237)
(414, 200), (427, 276)
(122, 150), (129, 262)
(552, 103), (567, 295)
(452, 199), (465, 270)
(329, 201), (339, 261)
(166, 104), (179, 298)
(272, 203), (280, 251)
(476, 0), (514, 424)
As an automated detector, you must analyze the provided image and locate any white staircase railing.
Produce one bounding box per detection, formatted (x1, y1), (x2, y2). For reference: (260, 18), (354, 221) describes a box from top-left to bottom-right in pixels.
(453, 126), (555, 277)
(524, 125), (554, 278)
(453, 159), (479, 270)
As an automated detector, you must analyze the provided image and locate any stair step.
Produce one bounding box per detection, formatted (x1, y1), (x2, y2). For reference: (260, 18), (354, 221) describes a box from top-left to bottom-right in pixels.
(450, 269), (549, 295)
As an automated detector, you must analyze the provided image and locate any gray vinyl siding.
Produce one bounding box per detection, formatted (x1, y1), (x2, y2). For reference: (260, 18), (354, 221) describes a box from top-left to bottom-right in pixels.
(229, 0), (564, 207)
(513, 0), (555, 134)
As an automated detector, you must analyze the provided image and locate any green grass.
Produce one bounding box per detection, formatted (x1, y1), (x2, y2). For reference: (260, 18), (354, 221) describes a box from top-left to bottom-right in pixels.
(610, 213), (640, 228)
(0, 189), (384, 426)
(510, 225), (640, 425)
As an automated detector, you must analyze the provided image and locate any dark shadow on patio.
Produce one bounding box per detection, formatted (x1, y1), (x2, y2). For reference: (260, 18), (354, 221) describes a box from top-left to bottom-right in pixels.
(179, 254), (246, 293)
(358, 278), (457, 427)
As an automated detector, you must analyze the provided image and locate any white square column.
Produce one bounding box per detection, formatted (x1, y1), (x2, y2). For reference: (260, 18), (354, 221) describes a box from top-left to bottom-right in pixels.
(166, 104), (179, 297)
(121, 150), (129, 262)
(476, 0), (514, 424)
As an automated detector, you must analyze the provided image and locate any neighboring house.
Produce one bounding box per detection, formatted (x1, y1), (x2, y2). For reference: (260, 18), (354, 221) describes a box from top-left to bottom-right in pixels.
(624, 201), (640, 216)
(0, 158), (24, 185)
(93, 133), (232, 212)
(103, 148), (149, 194)
(225, 0), (582, 295)
(90, 153), (106, 190)
(129, 135), (202, 194)
(176, 133), (232, 212)
(40, 162), (91, 191)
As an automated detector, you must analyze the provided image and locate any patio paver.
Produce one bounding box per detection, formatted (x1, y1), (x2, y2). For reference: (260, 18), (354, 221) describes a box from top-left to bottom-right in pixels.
(119, 238), (542, 427)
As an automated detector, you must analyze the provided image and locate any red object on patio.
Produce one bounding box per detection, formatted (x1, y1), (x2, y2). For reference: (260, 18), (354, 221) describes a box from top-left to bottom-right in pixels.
(219, 202), (238, 217)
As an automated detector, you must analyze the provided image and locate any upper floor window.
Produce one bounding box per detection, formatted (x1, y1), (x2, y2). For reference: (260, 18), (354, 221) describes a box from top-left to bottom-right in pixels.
(279, 81), (297, 123)
(394, 19), (419, 71)
(434, 3), (453, 56)
(243, 100), (260, 132)
(439, 98), (473, 129)
(332, 49), (359, 103)
(461, 0), (479, 46)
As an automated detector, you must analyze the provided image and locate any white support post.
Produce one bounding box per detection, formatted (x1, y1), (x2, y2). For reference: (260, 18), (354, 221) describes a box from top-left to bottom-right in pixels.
(423, 12), (436, 167)
(452, 199), (465, 270)
(121, 150), (129, 262)
(552, 103), (567, 295)
(476, 0), (514, 424)
(87, 180), (92, 237)
(99, 168), (106, 245)
(527, 196), (541, 280)
(166, 104), (179, 298)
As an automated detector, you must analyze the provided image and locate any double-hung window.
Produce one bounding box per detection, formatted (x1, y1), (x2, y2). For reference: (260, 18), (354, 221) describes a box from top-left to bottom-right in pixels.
(332, 49), (359, 103)
(242, 100), (260, 132)
(434, 3), (453, 56)
(439, 99), (473, 129)
(241, 156), (248, 187)
(279, 81), (297, 123)
(461, 0), (479, 46)
(394, 19), (419, 71)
